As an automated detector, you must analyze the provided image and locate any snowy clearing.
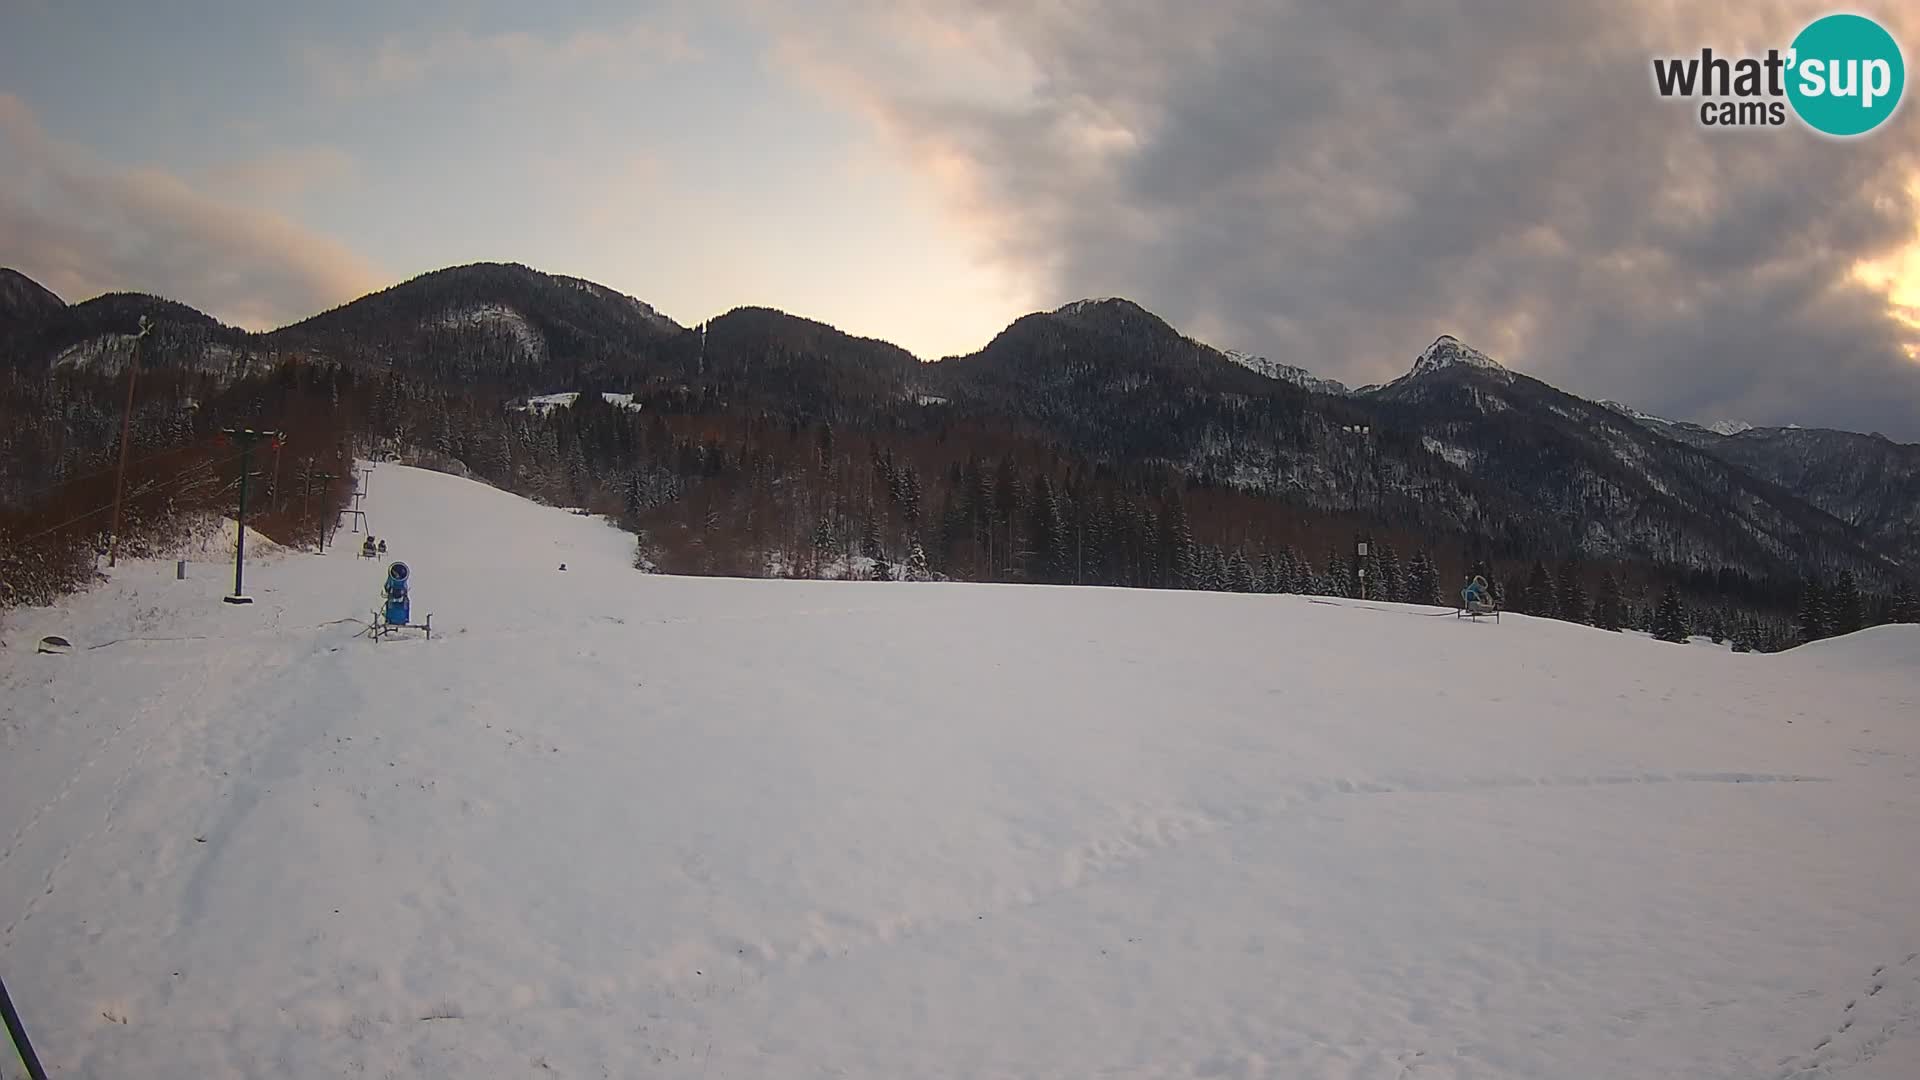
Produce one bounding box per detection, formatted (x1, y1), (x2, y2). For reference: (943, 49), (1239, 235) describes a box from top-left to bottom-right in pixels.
(510, 392), (644, 416)
(2, 465), (1916, 1079)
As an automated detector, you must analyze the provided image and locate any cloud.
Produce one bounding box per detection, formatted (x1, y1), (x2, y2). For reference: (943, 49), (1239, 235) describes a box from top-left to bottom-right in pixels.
(303, 22), (698, 97)
(770, 0), (1920, 436)
(198, 146), (360, 203)
(0, 94), (384, 329)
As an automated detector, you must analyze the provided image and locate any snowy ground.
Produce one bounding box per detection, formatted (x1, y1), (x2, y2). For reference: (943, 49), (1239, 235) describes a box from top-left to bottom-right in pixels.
(2, 465), (1916, 1079)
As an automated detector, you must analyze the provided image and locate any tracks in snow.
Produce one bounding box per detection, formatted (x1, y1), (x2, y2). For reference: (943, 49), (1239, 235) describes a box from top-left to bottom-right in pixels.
(1774, 951), (1920, 1078)
(700, 766), (1831, 988)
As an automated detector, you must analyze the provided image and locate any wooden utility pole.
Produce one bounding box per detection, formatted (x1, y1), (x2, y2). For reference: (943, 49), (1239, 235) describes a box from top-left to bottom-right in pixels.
(106, 317), (153, 567)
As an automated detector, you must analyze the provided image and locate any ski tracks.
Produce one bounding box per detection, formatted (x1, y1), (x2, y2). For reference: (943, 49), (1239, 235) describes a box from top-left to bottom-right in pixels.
(0, 652), (224, 943)
(687, 767), (1834, 995)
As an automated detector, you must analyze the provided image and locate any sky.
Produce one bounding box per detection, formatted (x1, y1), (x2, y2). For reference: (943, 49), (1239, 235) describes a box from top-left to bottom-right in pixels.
(2, 0), (1918, 437)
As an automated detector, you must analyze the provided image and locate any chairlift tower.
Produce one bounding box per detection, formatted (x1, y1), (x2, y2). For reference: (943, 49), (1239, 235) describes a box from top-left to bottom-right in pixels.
(217, 428), (284, 605)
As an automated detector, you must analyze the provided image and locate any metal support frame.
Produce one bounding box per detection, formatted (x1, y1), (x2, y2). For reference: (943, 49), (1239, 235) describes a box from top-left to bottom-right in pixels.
(219, 428), (284, 605)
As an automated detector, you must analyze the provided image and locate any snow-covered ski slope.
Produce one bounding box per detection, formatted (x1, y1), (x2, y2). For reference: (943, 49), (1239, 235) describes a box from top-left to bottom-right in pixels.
(2, 466), (1917, 1080)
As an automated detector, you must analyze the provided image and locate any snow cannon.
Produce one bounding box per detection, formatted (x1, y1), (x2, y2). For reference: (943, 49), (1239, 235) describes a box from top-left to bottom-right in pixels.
(383, 561), (411, 625)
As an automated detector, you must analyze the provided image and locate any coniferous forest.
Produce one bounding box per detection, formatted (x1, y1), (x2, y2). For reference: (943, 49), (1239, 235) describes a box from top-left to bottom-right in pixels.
(4, 263), (1916, 651)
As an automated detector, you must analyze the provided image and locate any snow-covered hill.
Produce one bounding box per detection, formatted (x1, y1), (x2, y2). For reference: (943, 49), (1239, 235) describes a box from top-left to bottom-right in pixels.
(2, 467), (1916, 1079)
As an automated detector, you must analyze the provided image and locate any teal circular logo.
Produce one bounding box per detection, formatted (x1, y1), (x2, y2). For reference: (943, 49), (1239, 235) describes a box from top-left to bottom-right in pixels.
(1787, 14), (1905, 136)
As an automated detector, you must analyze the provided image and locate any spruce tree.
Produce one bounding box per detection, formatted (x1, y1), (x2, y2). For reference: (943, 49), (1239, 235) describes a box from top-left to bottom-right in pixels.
(1260, 550), (1281, 594)
(1210, 548), (1230, 592)
(1276, 548), (1302, 594)
(1797, 580), (1829, 642)
(1829, 571), (1863, 636)
(1229, 551), (1255, 593)
(906, 539), (931, 582)
(1730, 622), (1753, 653)
(1405, 550), (1441, 606)
(1589, 572), (1620, 630)
(1325, 548), (1349, 598)
(1891, 580), (1919, 624)
(1556, 562), (1589, 625)
(1160, 497), (1195, 589)
(1521, 561), (1557, 618)
(1375, 541), (1403, 603)
(1652, 585), (1689, 643)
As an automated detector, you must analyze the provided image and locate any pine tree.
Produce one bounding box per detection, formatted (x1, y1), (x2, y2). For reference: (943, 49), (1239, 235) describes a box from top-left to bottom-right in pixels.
(1326, 548), (1352, 598)
(1797, 580), (1829, 643)
(1229, 551), (1255, 593)
(1556, 562), (1588, 625)
(1520, 561), (1557, 618)
(1260, 550), (1281, 594)
(1593, 572), (1624, 631)
(1203, 547), (1229, 591)
(1652, 585), (1689, 643)
(1278, 548), (1303, 594)
(1405, 550), (1441, 606)
(905, 539), (930, 582)
(1160, 497), (1195, 589)
(1025, 475), (1063, 582)
(1374, 541), (1403, 603)
(1891, 580), (1919, 624)
(1829, 570), (1863, 636)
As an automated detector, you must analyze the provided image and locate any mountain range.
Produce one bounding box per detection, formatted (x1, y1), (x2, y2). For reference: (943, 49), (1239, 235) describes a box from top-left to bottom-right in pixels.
(3, 262), (1915, 594)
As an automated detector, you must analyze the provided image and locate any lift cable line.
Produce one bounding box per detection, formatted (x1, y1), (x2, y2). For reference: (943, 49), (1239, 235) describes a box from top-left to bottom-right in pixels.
(106, 317), (154, 568)
(13, 447), (252, 545)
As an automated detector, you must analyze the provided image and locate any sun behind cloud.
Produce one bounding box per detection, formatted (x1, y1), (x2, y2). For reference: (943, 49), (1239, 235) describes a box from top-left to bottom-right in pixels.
(1853, 179), (1920, 362)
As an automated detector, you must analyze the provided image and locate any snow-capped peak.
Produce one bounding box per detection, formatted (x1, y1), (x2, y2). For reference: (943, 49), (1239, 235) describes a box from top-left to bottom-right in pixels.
(1222, 349), (1351, 395)
(1599, 400), (1676, 426)
(1051, 297), (1154, 322)
(1407, 335), (1506, 378)
(1054, 297), (1124, 316)
(1708, 419), (1754, 437)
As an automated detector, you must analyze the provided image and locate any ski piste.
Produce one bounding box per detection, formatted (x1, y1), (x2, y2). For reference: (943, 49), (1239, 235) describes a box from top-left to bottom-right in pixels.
(1, 464), (1915, 1078)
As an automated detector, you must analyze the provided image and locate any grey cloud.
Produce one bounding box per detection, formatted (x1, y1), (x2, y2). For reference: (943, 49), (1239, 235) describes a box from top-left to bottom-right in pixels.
(0, 95), (384, 330)
(782, 0), (1920, 436)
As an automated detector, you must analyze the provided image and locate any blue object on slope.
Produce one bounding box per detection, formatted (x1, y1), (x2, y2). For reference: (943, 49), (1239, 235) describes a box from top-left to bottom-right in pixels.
(383, 562), (411, 624)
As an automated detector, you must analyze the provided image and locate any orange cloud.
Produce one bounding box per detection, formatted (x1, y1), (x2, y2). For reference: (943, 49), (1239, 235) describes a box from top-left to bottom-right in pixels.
(0, 94), (385, 329)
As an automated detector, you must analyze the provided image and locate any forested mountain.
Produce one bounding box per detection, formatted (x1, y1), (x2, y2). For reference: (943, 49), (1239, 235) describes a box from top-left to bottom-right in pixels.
(1612, 419), (1920, 568)
(3, 262), (1914, 649)
(268, 262), (683, 390)
(1359, 339), (1896, 585)
(0, 268), (64, 323)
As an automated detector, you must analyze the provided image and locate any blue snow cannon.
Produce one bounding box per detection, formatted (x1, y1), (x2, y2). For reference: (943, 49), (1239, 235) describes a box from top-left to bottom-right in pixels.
(383, 561), (411, 625)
